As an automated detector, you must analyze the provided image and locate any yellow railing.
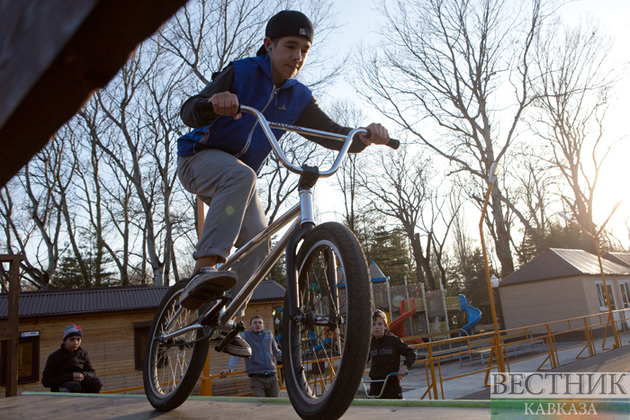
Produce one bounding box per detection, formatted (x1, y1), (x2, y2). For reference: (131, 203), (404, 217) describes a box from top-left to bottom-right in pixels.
(406, 309), (628, 400)
(104, 309), (629, 399)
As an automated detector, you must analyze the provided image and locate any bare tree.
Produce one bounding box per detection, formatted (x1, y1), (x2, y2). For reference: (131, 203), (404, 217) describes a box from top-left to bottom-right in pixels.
(51, 128), (95, 288)
(0, 132), (76, 289)
(451, 192), (473, 289)
(142, 47), (195, 283)
(530, 19), (618, 253)
(157, 0), (268, 84)
(327, 100), (369, 233)
(355, 0), (555, 276)
(78, 99), (140, 285)
(90, 46), (174, 286)
(429, 188), (461, 288)
(358, 147), (441, 289)
(74, 107), (123, 286)
(505, 142), (560, 263)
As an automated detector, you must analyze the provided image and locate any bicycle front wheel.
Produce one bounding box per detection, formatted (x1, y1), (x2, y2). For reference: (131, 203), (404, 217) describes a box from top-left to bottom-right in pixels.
(282, 222), (372, 420)
(143, 280), (210, 411)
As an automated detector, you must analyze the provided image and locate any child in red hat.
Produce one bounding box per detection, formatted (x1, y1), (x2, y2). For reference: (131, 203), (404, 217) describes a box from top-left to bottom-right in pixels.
(42, 324), (102, 393)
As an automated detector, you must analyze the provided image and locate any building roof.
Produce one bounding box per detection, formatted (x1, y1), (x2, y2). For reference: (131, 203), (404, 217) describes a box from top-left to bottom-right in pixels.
(0, 281), (285, 319)
(603, 252), (630, 269)
(501, 248), (630, 287)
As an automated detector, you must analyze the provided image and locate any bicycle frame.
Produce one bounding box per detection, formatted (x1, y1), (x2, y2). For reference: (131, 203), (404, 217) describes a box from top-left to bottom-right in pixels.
(162, 105), (367, 341)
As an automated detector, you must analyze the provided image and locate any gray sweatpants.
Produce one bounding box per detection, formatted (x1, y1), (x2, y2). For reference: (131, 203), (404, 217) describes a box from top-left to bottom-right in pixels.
(177, 149), (270, 316)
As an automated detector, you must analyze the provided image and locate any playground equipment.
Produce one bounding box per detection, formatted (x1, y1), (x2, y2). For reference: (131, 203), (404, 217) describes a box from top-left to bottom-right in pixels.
(458, 294), (482, 336)
(369, 262), (392, 322)
(388, 288), (481, 341)
(368, 261), (482, 341)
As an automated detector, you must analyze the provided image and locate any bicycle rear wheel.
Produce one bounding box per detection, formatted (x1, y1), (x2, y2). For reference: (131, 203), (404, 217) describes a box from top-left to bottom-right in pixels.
(282, 222), (372, 420)
(143, 280), (210, 411)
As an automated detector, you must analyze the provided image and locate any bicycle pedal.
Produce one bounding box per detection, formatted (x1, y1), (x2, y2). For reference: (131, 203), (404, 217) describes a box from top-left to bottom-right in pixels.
(214, 322), (245, 353)
(190, 283), (225, 300)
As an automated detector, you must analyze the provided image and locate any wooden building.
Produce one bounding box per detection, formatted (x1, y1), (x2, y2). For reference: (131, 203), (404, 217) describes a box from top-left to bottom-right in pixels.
(0, 282), (284, 397)
(499, 249), (630, 333)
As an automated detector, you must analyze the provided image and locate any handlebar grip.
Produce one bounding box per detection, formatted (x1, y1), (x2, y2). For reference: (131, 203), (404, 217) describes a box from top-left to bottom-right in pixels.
(387, 139), (400, 150)
(365, 128), (400, 150)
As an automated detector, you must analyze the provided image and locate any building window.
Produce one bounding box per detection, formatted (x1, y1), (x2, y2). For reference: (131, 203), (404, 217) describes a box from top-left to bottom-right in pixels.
(0, 331), (40, 385)
(134, 321), (152, 370)
(619, 281), (630, 309)
(595, 282), (616, 312)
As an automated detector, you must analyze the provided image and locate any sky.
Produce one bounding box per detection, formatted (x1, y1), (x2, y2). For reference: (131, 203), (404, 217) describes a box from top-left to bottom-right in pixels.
(314, 0), (630, 248)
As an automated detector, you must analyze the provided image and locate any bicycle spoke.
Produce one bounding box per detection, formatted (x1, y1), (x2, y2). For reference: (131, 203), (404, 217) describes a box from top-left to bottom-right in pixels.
(145, 285), (205, 400)
(293, 242), (348, 398)
(282, 224), (372, 418)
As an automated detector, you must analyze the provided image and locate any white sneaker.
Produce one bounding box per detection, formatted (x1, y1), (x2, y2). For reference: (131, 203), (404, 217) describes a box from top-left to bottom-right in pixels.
(179, 267), (238, 310)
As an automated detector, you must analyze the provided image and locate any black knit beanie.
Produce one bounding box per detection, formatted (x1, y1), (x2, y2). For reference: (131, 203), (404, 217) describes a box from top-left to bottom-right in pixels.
(256, 10), (314, 56)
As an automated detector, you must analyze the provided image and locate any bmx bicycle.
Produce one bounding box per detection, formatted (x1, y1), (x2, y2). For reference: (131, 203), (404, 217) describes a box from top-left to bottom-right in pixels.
(143, 105), (399, 420)
(361, 372), (408, 399)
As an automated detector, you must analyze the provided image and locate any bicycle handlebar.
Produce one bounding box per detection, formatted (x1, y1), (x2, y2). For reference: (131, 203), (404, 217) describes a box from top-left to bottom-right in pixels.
(361, 371), (409, 399)
(239, 105), (399, 177)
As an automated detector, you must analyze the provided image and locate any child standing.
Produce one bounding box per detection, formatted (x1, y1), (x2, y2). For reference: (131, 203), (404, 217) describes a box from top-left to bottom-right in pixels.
(368, 310), (416, 399)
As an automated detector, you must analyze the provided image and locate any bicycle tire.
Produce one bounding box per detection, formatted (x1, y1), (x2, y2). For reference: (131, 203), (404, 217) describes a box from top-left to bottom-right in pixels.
(282, 222), (372, 420)
(143, 280), (210, 411)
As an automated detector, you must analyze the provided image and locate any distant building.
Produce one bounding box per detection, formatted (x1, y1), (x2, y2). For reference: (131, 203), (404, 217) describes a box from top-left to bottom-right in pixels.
(499, 248), (630, 334)
(0, 282), (285, 396)
(602, 252), (630, 269)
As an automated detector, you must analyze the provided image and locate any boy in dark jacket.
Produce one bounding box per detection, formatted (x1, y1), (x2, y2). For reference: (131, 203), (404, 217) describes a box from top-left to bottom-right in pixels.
(42, 324), (102, 393)
(368, 310), (416, 399)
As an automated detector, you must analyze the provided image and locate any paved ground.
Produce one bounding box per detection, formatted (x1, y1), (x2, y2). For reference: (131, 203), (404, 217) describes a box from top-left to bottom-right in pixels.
(2, 337), (629, 419)
(391, 336), (630, 400)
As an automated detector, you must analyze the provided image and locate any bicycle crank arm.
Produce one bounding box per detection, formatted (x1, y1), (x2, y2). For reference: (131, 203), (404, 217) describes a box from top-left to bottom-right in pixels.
(200, 296), (231, 326)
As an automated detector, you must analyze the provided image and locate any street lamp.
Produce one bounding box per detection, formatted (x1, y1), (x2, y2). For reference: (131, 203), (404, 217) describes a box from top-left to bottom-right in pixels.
(491, 274), (505, 330)
(557, 200), (622, 350)
(479, 162), (506, 375)
(490, 274), (499, 289)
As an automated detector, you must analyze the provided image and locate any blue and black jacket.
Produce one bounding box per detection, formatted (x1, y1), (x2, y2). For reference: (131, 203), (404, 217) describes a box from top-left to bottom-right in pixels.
(178, 53), (367, 172)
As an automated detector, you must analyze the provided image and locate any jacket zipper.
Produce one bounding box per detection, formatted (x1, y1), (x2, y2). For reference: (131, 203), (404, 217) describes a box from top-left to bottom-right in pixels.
(235, 87), (278, 158)
(259, 332), (268, 374)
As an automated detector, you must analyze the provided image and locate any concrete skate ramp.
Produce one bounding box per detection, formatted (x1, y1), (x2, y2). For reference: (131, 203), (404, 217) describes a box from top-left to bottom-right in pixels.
(1, 393), (491, 420)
